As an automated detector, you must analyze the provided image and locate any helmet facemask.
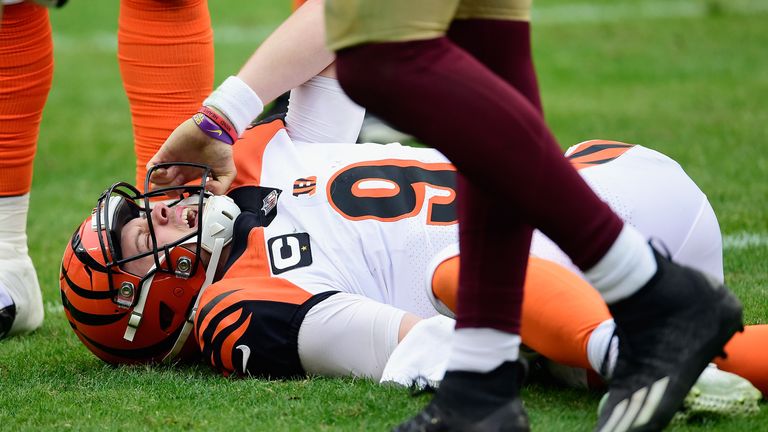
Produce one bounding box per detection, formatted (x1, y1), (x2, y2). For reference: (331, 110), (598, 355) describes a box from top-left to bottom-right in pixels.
(94, 165), (209, 309)
(62, 163), (241, 364)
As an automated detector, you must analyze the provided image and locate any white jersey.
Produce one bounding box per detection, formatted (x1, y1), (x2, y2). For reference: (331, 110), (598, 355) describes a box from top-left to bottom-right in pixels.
(235, 127), (458, 318)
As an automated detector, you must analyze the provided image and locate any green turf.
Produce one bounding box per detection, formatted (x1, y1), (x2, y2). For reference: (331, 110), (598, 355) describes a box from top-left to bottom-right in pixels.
(1, 0), (765, 430)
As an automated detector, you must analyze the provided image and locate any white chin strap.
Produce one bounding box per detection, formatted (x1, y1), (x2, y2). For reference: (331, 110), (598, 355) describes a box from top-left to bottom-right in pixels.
(123, 272), (155, 342)
(163, 236), (226, 362)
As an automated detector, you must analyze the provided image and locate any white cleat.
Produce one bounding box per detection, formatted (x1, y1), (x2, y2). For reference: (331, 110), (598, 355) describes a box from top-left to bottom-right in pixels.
(673, 363), (762, 421)
(0, 245), (44, 338)
(0, 193), (44, 339)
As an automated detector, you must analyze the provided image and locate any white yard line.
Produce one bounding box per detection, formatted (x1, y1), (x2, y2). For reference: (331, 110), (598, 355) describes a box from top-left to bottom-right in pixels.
(52, 0), (767, 52)
(723, 232), (768, 250)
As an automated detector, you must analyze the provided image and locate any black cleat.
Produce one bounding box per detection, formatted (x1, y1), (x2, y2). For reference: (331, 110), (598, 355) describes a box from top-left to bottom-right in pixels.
(596, 248), (744, 432)
(394, 361), (530, 432)
(0, 303), (16, 340)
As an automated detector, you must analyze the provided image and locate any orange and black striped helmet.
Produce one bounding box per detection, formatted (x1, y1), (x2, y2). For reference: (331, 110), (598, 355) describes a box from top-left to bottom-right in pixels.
(59, 163), (238, 364)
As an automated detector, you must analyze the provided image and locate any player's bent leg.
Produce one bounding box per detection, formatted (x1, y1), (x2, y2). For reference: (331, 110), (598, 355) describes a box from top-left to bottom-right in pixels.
(118, 0), (214, 187)
(336, 36), (546, 432)
(429, 252), (609, 371)
(333, 28), (624, 432)
(0, 2), (53, 338)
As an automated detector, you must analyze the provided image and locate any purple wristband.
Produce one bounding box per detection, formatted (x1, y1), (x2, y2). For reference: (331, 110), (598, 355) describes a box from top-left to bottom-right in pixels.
(192, 113), (235, 145)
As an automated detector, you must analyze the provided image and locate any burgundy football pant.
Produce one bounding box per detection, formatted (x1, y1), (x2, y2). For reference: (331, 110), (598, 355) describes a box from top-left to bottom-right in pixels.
(335, 20), (623, 333)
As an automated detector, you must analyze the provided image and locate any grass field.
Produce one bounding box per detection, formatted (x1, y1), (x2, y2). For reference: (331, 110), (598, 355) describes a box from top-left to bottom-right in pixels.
(1, 0), (766, 430)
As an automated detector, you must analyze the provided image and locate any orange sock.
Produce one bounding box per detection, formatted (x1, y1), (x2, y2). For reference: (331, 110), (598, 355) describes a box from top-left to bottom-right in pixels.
(715, 324), (768, 397)
(432, 255), (610, 369)
(118, 0), (214, 188)
(0, 3), (53, 197)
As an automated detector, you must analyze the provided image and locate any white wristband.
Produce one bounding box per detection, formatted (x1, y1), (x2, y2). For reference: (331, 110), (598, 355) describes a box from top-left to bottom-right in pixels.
(203, 76), (264, 137)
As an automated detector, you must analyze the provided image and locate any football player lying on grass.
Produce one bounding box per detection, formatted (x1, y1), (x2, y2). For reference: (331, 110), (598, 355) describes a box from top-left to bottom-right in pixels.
(60, 75), (764, 422)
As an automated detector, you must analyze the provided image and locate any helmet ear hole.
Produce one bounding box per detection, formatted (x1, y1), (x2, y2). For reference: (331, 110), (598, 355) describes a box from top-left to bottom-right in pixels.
(159, 301), (175, 332)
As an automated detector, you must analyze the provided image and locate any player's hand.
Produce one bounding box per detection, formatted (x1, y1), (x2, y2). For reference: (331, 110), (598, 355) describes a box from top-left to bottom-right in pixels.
(147, 118), (237, 195)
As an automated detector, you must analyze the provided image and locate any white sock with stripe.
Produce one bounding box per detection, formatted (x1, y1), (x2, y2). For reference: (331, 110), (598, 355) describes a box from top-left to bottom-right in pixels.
(587, 319), (618, 378)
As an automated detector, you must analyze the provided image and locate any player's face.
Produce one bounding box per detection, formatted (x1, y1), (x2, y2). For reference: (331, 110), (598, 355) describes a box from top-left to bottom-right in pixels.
(120, 202), (199, 275)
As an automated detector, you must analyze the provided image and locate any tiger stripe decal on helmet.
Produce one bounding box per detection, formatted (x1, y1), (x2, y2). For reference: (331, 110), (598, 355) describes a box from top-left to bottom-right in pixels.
(567, 140), (635, 170)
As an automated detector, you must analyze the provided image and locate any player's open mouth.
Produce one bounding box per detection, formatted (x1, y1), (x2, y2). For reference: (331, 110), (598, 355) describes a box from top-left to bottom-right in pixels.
(181, 207), (198, 229)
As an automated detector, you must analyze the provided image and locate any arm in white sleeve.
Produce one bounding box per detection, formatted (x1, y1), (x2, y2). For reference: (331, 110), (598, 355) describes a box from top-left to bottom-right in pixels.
(297, 292), (405, 381)
(285, 75), (366, 144)
(237, 0), (333, 105)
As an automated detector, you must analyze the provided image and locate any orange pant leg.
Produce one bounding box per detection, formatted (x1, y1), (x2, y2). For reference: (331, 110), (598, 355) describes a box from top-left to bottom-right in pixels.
(118, 0), (214, 188)
(432, 255), (610, 369)
(0, 3), (53, 196)
(434, 256), (768, 393)
(519, 257), (611, 369)
(715, 324), (768, 397)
